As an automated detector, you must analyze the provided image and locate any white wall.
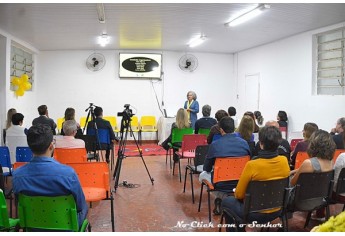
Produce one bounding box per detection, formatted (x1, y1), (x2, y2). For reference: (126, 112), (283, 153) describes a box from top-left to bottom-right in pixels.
(235, 21), (345, 136)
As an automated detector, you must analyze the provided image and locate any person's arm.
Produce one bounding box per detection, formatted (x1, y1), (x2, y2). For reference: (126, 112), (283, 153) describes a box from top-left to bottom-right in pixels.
(190, 101), (199, 114)
(70, 173), (88, 225)
(290, 159), (313, 186)
(183, 101), (187, 109)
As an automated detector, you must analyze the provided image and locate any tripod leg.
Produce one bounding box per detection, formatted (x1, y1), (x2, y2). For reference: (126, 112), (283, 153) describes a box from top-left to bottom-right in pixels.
(113, 157), (122, 192)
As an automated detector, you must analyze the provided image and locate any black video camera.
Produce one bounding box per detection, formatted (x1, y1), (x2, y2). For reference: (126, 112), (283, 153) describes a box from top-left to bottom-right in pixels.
(117, 104), (133, 119)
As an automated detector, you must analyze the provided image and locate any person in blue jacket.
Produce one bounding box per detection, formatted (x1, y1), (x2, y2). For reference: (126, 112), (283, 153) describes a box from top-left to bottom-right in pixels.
(184, 91), (199, 129)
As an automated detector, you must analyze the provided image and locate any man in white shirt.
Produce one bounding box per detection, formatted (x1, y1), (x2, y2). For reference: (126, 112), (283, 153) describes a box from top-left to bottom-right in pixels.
(55, 120), (85, 149)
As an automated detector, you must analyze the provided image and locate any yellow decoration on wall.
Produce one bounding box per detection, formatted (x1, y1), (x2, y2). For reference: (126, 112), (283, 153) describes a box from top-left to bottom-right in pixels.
(11, 74), (32, 97)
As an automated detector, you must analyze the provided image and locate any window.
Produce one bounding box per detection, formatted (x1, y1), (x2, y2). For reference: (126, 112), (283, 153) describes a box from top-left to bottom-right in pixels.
(10, 44), (34, 91)
(316, 28), (345, 95)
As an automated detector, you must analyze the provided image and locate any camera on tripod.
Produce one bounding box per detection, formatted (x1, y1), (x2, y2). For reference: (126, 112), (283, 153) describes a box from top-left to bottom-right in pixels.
(117, 104), (133, 119)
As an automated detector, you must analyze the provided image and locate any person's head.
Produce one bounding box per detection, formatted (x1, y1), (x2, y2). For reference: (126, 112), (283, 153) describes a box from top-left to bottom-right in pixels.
(265, 120), (280, 128)
(202, 105), (211, 117)
(244, 111), (255, 121)
(62, 120), (78, 136)
(307, 129), (335, 161)
(64, 107), (76, 121)
(335, 117), (345, 133)
(254, 111), (264, 126)
(176, 108), (190, 129)
(186, 91), (197, 101)
(215, 110), (228, 122)
(11, 113), (24, 126)
(277, 110), (288, 122)
(27, 124), (54, 156)
(228, 106), (236, 116)
(302, 122), (318, 140)
(6, 108), (17, 129)
(94, 106), (103, 117)
(219, 116), (235, 134)
(38, 105), (48, 116)
(259, 126), (282, 152)
(238, 115), (254, 141)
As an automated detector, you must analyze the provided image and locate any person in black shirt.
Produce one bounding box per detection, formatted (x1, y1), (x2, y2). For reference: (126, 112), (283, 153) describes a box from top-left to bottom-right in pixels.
(194, 104), (217, 134)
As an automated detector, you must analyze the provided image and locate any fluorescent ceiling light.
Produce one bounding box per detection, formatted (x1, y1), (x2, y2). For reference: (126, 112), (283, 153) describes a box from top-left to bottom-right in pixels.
(188, 35), (207, 48)
(98, 33), (110, 47)
(225, 4), (270, 27)
(96, 3), (106, 23)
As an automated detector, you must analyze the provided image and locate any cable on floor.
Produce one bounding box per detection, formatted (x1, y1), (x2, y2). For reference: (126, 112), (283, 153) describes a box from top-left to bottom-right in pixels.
(118, 180), (141, 188)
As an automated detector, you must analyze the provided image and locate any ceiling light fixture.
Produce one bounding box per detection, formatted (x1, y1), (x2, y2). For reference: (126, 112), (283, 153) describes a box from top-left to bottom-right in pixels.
(188, 35), (207, 48)
(225, 4), (270, 27)
(98, 33), (110, 47)
(96, 3), (106, 24)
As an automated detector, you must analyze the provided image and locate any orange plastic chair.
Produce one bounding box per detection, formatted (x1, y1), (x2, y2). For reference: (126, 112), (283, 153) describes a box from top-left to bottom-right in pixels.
(54, 148), (87, 164)
(12, 162), (28, 170)
(174, 134), (207, 182)
(67, 162), (114, 232)
(290, 138), (303, 152)
(198, 156), (250, 222)
(139, 116), (158, 145)
(333, 149), (345, 164)
(294, 151), (310, 169)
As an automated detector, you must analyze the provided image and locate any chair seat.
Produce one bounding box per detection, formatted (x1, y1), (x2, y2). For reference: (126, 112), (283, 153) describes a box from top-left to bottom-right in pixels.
(9, 218), (20, 228)
(83, 187), (107, 202)
(141, 128), (158, 132)
(176, 151), (195, 158)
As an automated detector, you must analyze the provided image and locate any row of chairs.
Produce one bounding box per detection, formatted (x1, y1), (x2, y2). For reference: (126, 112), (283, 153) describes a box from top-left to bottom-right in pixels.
(294, 149), (345, 169)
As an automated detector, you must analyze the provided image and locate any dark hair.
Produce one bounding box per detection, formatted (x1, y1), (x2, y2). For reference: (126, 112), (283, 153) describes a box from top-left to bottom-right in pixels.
(37, 105), (48, 115)
(64, 107), (76, 120)
(307, 129), (335, 160)
(94, 106), (103, 117)
(11, 113), (24, 125)
(244, 111), (255, 121)
(254, 111), (264, 126)
(27, 124), (53, 155)
(219, 116), (234, 134)
(277, 110), (288, 122)
(202, 105), (211, 117)
(259, 126), (282, 152)
(228, 106), (236, 116)
(215, 110), (228, 122)
(303, 122), (318, 140)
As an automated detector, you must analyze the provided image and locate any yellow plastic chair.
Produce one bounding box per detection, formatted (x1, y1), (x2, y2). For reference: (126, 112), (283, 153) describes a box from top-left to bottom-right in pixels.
(57, 117), (65, 134)
(103, 116), (120, 133)
(139, 116), (158, 145)
(79, 117), (87, 129)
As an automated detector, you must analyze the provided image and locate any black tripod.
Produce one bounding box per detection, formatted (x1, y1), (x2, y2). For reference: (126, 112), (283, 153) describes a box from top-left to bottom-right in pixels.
(113, 110), (154, 192)
(83, 103), (103, 161)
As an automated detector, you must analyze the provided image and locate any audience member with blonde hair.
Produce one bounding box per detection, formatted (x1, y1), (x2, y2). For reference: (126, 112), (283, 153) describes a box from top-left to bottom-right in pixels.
(60, 107), (83, 136)
(3, 108), (17, 145)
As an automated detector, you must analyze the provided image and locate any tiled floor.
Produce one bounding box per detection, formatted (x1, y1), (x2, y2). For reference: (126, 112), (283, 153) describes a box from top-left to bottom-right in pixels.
(86, 152), (344, 232)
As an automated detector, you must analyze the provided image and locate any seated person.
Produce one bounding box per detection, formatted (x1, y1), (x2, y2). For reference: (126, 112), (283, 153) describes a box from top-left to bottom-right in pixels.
(334, 151), (345, 202)
(330, 117), (345, 149)
(207, 109), (228, 144)
(244, 111), (260, 133)
(234, 115), (255, 156)
(32, 105), (57, 135)
(12, 124), (88, 229)
(253, 120), (291, 162)
(55, 120), (85, 149)
(194, 104), (217, 134)
(221, 126), (290, 232)
(277, 110), (288, 128)
(60, 107), (83, 137)
(228, 106), (238, 129)
(199, 116), (251, 214)
(161, 108), (190, 162)
(86, 106), (116, 163)
(290, 122), (318, 169)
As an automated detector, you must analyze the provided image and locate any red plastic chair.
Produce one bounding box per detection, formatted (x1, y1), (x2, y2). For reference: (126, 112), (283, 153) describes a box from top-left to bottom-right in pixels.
(54, 148), (87, 164)
(294, 151), (310, 169)
(290, 138), (303, 152)
(174, 134), (207, 182)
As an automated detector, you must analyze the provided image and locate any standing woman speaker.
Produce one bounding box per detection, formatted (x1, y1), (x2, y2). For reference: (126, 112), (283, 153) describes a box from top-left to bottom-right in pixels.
(184, 91), (199, 129)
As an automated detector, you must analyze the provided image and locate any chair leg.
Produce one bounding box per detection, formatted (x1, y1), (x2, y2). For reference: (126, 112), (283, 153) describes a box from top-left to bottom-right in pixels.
(304, 211), (312, 228)
(325, 206), (330, 220)
(190, 171), (195, 204)
(198, 183), (204, 212)
(219, 213), (224, 232)
(207, 189), (211, 222)
(110, 193), (115, 232)
(343, 204), (345, 211)
(183, 167), (188, 193)
(178, 159), (182, 182)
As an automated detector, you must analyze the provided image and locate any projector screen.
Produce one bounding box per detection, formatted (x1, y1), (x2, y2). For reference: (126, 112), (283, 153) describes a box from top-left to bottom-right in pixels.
(119, 53), (162, 79)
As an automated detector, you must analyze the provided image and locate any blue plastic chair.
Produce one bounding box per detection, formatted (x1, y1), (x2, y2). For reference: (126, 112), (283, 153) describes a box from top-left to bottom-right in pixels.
(0, 147), (12, 176)
(16, 147), (33, 162)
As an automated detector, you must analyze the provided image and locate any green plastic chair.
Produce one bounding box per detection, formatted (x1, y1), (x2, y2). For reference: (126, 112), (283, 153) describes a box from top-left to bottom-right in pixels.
(0, 189), (19, 232)
(18, 194), (89, 232)
(166, 127), (194, 169)
(198, 128), (211, 136)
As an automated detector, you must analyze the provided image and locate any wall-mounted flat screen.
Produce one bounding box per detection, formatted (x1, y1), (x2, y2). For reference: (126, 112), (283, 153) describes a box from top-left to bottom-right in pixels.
(119, 53), (162, 79)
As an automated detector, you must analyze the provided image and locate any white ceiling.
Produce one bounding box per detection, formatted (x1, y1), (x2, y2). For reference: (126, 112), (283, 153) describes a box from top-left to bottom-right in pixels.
(1, 3), (345, 53)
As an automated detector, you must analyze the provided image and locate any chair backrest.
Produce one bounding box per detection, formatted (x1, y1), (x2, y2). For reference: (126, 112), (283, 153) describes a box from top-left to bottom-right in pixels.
(211, 134), (222, 143)
(244, 177), (289, 221)
(140, 116), (157, 130)
(79, 117), (87, 129)
(103, 116), (118, 131)
(198, 128), (210, 136)
(293, 170), (334, 211)
(67, 162), (110, 191)
(333, 149), (345, 164)
(18, 194), (80, 231)
(87, 128), (110, 145)
(13, 162), (28, 170)
(290, 138), (303, 152)
(57, 117), (65, 133)
(194, 145), (209, 167)
(213, 156), (250, 184)
(0, 189), (11, 229)
(0, 147), (12, 174)
(130, 116), (140, 131)
(180, 134), (207, 152)
(294, 151), (310, 169)
(76, 135), (96, 153)
(5, 135), (28, 164)
(171, 127), (194, 144)
(54, 148), (87, 164)
(16, 147), (33, 162)
(335, 168), (345, 196)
